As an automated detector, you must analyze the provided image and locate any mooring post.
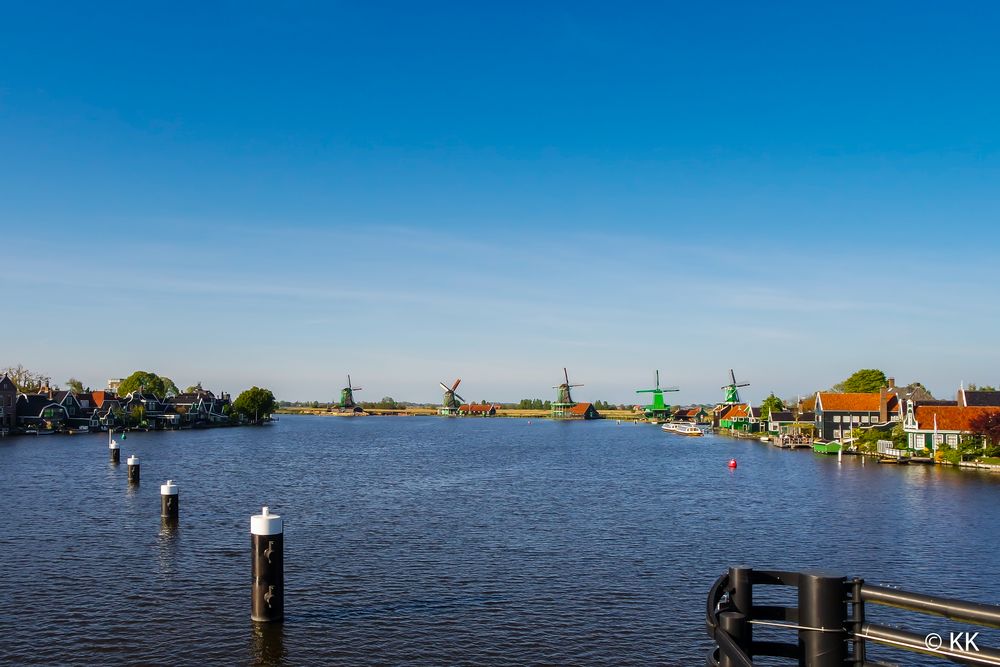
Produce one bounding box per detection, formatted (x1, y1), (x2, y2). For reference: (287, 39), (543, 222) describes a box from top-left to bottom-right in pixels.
(160, 480), (178, 520)
(251, 506), (284, 623)
(127, 455), (140, 483)
(797, 571), (847, 667)
(109, 438), (120, 464)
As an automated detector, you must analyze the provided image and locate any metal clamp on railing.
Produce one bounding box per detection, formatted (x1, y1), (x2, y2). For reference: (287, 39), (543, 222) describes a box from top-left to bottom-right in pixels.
(706, 566), (1000, 666)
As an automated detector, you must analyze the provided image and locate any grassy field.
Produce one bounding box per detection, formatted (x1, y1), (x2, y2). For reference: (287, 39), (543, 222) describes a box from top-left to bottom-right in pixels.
(275, 406), (644, 420)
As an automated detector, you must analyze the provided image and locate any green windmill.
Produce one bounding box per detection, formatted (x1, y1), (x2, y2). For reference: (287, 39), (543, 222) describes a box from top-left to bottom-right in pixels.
(721, 369), (750, 404)
(551, 367), (583, 418)
(636, 370), (679, 422)
(338, 374), (363, 412)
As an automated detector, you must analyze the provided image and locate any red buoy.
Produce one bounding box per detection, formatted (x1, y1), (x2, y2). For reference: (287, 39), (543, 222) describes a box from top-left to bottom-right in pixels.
(728, 458), (738, 469)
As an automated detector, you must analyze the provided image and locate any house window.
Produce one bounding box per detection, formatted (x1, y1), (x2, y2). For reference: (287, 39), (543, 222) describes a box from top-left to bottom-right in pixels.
(834, 429), (841, 437)
(834, 415), (841, 423)
(861, 415), (870, 424)
(947, 434), (958, 446)
(934, 434), (944, 445)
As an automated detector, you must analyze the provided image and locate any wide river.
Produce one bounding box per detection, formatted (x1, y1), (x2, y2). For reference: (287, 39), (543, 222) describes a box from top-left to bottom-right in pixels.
(2, 415), (999, 666)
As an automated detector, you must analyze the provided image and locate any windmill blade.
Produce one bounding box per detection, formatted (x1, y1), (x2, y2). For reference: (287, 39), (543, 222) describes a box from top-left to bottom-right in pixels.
(451, 378), (462, 391)
(439, 382), (452, 392)
(455, 393), (466, 403)
(569, 383), (584, 387)
(347, 375), (352, 388)
(564, 368), (570, 385)
(655, 370), (660, 388)
(730, 369), (737, 384)
(737, 383), (750, 388)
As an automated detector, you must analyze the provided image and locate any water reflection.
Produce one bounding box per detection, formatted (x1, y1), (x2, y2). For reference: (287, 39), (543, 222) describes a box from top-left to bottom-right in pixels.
(250, 621), (286, 666)
(157, 518), (179, 574)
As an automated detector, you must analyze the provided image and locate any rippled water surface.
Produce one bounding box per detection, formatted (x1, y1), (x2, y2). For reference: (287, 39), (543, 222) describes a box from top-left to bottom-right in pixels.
(2, 415), (999, 665)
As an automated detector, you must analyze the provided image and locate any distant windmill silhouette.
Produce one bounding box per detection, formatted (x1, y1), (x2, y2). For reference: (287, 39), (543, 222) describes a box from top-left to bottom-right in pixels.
(339, 375), (362, 409)
(721, 369), (750, 404)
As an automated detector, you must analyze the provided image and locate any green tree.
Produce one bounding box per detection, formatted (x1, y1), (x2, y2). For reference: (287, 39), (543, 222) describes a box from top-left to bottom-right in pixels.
(232, 386), (277, 421)
(130, 405), (146, 426)
(185, 382), (203, 394)
(760, 393), (785, 419)
(118, 371), (180, 398)
(66, 377), (85, 394)
(968, 383), (998, 392)
(833, 369), (888, 393)
(970, 410), (1000, 446)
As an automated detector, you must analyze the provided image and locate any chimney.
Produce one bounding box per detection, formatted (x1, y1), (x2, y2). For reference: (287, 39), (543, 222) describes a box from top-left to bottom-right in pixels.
(887, 377), (896, 389)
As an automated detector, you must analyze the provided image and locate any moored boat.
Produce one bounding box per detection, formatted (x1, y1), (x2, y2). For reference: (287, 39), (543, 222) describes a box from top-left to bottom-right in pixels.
(661, 422), (703, 436)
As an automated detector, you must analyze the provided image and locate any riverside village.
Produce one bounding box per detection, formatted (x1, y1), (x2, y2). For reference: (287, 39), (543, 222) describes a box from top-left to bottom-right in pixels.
(7, 364), (1000, 469)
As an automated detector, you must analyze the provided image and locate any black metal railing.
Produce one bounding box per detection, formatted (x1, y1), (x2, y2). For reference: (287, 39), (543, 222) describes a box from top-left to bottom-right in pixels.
(706, 566), (1000, 666)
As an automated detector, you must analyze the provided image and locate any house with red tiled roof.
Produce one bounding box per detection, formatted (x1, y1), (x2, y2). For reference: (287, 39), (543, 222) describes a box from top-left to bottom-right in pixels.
(458, 403), (499, 417)
(673, 406), (710, 424)
(554, 402), (601, 420)
(814, 382), (902, 441)
(902, 400), (999, 450)
(714, 403), (749, 429)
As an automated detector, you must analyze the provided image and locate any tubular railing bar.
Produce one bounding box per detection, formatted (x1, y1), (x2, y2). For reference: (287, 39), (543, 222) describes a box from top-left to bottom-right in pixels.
(854, 624), (1000, 666)
(861, 585), (1000, 629)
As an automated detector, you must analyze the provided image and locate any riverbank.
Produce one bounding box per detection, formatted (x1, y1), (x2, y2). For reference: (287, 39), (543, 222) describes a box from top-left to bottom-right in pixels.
(275, 406), (640, 420)
(714, 427), (1000, 473)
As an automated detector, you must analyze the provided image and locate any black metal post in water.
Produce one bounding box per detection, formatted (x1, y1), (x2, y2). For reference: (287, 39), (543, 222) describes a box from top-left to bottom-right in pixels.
(160, 480), (178, 520)
(127, 455), (140, 483)
(797, 571), (847, 667)
(251, 506), (283, 623)
(109, 439), (120, 464)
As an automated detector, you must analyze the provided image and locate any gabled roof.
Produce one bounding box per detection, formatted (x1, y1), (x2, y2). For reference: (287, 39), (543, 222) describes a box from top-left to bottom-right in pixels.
(16, 394), (67, 417)
(720, 404), (749, 419)
(0, 374), (16, 392)
(800, 411), (816, 422)
(567, 402), (597, 415)
(913, 405), (1000, 432)
(816, 392), (880, 412)
(768, 411), (795, 422)
(962, 391), (1000, 407)
(90, 391), (119, 408)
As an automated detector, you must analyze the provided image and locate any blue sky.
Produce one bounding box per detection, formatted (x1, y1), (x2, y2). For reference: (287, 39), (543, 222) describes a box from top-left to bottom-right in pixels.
(2, 2), (1000, 403)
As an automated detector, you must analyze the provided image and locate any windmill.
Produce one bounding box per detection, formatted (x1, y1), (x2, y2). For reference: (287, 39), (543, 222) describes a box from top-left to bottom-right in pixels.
(551, 367), (595, 419)
(339, 374), (363, 411)
(438, 378), (465, 416)
(636, 370), (679, 421)
(553, 367), (582, 406)
(721, 369), (750, 404)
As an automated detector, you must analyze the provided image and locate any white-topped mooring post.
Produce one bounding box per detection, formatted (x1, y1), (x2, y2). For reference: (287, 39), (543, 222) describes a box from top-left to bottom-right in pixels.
(160, 480), (178, 520)
(251, 506), (284, 623)
(109, 439), (120, 464)
(127, 455), (140, 483)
